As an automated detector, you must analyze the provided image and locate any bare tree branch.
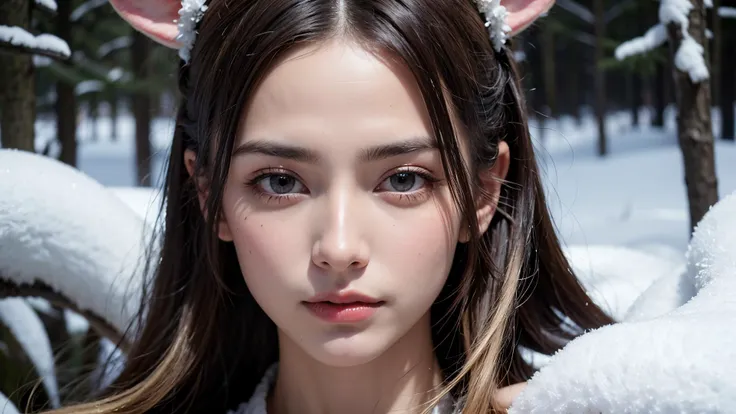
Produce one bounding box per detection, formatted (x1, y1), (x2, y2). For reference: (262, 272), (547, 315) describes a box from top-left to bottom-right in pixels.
(0, 278), (131, 354)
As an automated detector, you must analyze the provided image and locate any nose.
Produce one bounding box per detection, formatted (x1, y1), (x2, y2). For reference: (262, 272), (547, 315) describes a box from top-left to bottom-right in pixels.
(311, 188), (370, 273)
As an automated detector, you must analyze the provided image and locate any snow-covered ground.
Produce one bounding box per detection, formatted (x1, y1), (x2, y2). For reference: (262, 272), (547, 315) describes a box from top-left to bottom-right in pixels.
(530, 108), (736, 254)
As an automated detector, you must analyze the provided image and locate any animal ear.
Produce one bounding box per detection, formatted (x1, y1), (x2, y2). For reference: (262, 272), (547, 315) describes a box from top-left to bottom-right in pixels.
(502, 0), (555, 35)
(108, 0), (181, 48)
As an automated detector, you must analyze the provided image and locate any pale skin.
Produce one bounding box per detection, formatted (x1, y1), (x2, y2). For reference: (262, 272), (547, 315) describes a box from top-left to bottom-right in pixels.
(185, 39), (525, 413)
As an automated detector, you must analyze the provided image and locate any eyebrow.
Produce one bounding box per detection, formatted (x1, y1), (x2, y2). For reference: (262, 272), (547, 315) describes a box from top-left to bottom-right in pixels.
(232, 137), (437, 163)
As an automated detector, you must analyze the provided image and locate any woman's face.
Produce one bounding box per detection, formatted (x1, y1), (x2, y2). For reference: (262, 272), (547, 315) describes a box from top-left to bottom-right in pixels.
(217, 39), (467, 367)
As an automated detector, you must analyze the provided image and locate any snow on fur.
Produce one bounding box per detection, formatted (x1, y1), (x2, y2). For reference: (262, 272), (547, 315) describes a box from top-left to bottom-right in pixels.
(0, 299), (59, 408)
(509, 191), (736, 413)
(0, 26), (71, 58)
(0, 149), (149, 335)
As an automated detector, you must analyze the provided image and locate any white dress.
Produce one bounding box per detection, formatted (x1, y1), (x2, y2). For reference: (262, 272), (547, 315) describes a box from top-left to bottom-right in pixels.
(227, 364), (457, 414)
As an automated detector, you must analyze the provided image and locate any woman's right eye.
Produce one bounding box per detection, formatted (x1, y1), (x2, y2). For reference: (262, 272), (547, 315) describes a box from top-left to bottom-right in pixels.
(247, 170), (308, 200)
(260, 174), (303, 194)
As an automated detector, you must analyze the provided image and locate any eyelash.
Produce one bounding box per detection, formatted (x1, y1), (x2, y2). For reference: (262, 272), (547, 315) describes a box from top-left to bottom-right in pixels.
(245, 166), (440, 204)
(245, 168), (307, 203)
(375, 167), (440, 203)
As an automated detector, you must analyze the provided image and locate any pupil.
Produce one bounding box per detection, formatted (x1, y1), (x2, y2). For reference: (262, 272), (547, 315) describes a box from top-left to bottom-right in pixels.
(390, 173), (415, 192)
(270, 175), (295, 194)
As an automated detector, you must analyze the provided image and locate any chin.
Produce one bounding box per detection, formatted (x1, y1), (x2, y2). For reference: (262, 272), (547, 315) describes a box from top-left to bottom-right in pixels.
(305, 331), (394, 367)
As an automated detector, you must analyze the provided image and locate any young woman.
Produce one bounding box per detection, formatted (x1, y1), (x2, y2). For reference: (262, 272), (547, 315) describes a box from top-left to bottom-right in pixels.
(50, 0), (613, 413)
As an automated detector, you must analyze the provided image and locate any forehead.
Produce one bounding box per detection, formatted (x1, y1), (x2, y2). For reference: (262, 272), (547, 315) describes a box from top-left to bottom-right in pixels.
(238, 39), (435, 151)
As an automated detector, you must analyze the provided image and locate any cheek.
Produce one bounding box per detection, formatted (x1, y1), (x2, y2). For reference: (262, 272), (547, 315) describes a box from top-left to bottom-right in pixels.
(219, 186), (308, 304)
(376, 190), (462, 298)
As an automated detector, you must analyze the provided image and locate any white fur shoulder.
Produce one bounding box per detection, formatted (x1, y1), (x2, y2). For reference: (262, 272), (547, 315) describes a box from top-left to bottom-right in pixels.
(510, 192), (736, 413)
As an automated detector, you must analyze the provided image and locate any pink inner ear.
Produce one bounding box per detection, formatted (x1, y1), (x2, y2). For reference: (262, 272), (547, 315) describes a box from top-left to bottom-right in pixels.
(109, 0), (181, 48)
(502, 0), (555, 35)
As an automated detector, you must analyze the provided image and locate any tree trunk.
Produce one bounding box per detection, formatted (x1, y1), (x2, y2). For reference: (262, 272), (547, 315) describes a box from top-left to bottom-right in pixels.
(720, 29), (734, 140)
(667, 0), (719, 233)
(711, 0), (722, 113)
(0, 0), (35, 152)
(594, 0), (607, 156)
(89, 94), (99, 142)
(631, 73), (642, 127)
(110, 98), (119, 141)
(542, 20), (557, 117)
(56, 0), (77, 166)
(653, 63), (666, 127)
(131, 32), (152, 187)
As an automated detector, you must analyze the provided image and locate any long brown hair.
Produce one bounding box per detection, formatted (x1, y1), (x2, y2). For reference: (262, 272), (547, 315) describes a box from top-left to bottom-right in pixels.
(48, 0), (612, 412)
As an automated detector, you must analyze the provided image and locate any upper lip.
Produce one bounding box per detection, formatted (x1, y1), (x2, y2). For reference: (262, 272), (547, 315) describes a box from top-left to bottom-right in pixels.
(306, 291), (382, 304)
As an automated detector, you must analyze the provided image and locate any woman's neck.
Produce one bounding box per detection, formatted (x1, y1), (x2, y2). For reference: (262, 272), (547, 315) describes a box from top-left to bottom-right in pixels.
(268, 312), (445, 414)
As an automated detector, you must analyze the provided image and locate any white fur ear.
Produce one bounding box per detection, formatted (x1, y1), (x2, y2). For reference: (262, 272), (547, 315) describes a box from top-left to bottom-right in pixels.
(502, 0), (555, 35)
(108, 0), (181, 48)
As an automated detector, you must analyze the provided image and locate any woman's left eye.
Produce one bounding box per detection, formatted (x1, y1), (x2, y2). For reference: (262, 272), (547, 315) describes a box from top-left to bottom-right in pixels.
(377, 171), (430, 193)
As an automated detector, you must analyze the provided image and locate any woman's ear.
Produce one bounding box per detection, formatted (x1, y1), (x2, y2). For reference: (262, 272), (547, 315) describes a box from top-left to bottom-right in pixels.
(108, 0), (182, 48)
(459, 141), (511, 243)
(502, 0), (555, 36)
(184, 150), (234, 242)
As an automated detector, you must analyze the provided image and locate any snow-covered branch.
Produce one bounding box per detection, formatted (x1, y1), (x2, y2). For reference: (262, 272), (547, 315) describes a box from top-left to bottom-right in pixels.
(719, 7), (736, 18)
(0, 298), (60, 408)
(615, 0), (709, 83)
(0, 25), (71, 60)
(71, 0), (108, 22)
(0, 279), (130, 352)
(615, 24), (668, 61)
(0, 150), (149, 354)
(34, 0), (58, 13)
(0, 391), (19, 414)
(98, 36), (132, 58)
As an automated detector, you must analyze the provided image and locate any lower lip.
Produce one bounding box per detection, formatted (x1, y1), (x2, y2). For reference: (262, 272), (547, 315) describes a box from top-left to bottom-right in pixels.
(303, 301), (383, 323)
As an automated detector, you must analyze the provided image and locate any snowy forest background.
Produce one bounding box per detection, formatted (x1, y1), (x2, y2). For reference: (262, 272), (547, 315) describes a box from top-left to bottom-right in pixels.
(1, 0), (735, 412)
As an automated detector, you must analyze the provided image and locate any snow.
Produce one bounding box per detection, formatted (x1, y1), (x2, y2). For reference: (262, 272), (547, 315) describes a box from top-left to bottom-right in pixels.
(616, 0), (710, 83)
(719, 6), (736, 18)
(0, 391), (19, 414)
(614, 24), (667, 61)
(35, 0), (57, 12)
(0, 150), (149, 336)
(675, 35), (709, 83)
(33, 55), (53, 67)
(0, 299), (60, 408)
(0, 26), (71, 58)
(75, 80), (104, 96)
(97, 36), (132, 58)
(565, 245), (685, 321)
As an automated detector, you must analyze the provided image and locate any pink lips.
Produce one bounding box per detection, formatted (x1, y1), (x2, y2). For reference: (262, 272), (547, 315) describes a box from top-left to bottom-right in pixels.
(303, 291), (384, 323)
